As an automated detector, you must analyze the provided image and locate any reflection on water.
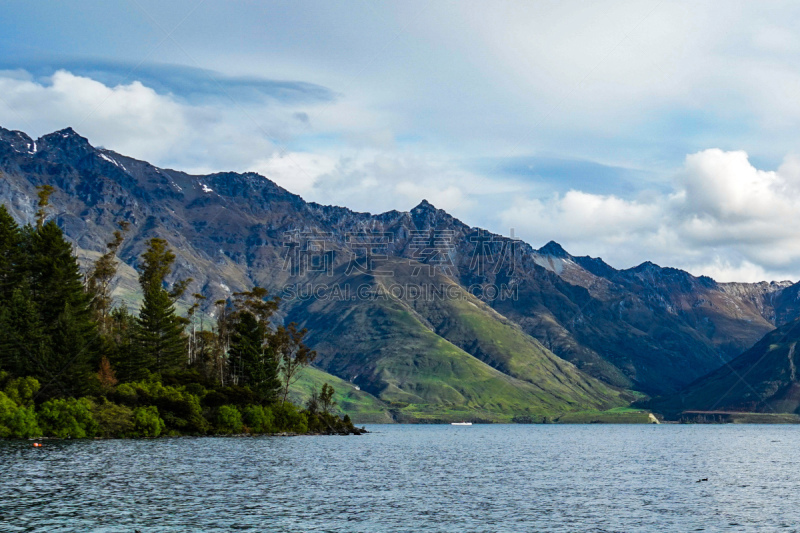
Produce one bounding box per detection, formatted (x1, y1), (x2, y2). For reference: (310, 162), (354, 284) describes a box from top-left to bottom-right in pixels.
(1, 424), (799, 532)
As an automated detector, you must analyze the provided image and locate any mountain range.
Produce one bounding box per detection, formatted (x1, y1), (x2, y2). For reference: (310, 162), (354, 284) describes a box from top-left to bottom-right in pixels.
(2, 126), (800, 421)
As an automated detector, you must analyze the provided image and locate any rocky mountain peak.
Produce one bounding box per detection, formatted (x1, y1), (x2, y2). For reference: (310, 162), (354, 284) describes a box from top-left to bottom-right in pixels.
(538, 240), (571, 258)
(409, 199), (441, 229)
(0, 127), (35, 154)
(37, 127), (94, 158)
(631, 260), (660, 272)
(41, 127), (87, 142)
(412, 199), (436, 212)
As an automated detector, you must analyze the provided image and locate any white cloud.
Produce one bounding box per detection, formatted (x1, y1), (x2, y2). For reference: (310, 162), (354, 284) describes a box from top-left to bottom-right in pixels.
(689, 259), (773, 285)
(0, 69), (351, 174)
(0, 70), (189, 161)
(252, 151), (336, 197)
(500, 149), (800, 282)
(678, 149), (789, 220)
(254, 150), (489, 216)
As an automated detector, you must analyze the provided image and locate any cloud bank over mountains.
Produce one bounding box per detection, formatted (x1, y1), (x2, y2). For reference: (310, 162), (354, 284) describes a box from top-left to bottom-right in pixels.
(502, 149), (800, 282)
(0, 68), (798, 282)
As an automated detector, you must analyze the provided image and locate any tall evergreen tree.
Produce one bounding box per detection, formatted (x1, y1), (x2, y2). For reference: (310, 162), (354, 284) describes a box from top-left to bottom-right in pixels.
(49, 302), (95, 396)
(22, 220), (97, 396)
(228, 311), (261, 385)
(135, 238), (189, 375)
(0, 205), (21, 302)
(137, 285), (186, 374)
(108, 307), (145, 382)
(28, 221), (94, 328)
(0, 201), (96, 394)
(229, 310), (281, 402)
(0, 288), (49, 378)
(223, 288), (281, 401)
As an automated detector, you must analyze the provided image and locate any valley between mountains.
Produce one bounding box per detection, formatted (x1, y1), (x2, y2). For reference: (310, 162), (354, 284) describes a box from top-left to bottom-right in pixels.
(3, 126), (800, 422)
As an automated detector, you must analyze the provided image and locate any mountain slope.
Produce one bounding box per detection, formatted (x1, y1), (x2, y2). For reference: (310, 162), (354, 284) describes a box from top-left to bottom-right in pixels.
(287, 265), (625, 419)
(650, 318), (800, 417)
(289, 366), (393, 423)
(511, 242), (792, 394)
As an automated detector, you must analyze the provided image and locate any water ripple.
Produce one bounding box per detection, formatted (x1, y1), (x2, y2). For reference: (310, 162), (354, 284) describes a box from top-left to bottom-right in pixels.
(1, 425), (800, 532)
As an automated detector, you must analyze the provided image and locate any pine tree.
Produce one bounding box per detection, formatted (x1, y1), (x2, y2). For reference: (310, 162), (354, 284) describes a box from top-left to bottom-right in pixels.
(228, 311), (261, 385)
(222, 288), (281, 401)
(108, 307), (146, 382)
(22, 220), (97, 396)
(0, 287), (49, 378)
(49, 303), (96, 397)
(28, 221), (94, 328)
(136, 285), (186, 374)
(229, 311), (281, 402)
(135, 238), (189, 376)
(0, 205), (21, 302)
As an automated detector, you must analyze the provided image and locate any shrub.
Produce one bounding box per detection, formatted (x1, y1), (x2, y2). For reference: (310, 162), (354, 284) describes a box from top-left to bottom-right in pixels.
(202, 386), (259, 408)
(242, 405), (274, 434)
(0, 392), (41, 438)
(216, 405), (243, 434)
(159, 389), (208, 434)
(132, 406), (165, 437)
(114, 382), (139, 404)
(4, 376), (40, 406)
(114, 381), (209, 434)
(38, 398), (97, 438)
(91, 400), (134, 438)
(114, 380), (162, 406)
(272, 402), (308, 433)
(305, 411), (324, 434)
(183, 382), (206, 398)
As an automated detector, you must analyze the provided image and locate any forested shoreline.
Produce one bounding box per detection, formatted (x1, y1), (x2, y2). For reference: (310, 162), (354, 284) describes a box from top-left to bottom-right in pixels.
(0, 187), (362, 438)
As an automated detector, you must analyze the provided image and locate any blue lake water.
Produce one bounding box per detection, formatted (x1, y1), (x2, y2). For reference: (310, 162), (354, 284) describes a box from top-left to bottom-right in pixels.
(1, 424), (800, 532)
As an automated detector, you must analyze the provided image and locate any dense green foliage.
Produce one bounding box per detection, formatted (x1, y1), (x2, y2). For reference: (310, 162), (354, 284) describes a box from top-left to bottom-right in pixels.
(0, 200), (361, 438)
(38, 398), (98, 439)
(0, 390), (39, 438)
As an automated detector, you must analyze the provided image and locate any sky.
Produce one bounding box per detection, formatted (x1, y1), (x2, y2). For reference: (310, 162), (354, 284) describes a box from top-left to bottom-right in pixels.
(2, 1), (800, 282)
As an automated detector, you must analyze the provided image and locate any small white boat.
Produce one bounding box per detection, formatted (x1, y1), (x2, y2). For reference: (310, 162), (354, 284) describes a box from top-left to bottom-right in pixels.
(451, 422), (472, 426)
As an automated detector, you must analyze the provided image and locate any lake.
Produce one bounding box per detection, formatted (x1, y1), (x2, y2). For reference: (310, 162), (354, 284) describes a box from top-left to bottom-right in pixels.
(1, 424), (799, 532)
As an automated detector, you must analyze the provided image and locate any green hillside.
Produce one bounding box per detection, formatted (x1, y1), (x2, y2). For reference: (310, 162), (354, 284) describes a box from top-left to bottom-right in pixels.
(395, 275), (628, 410)
(289, 366), (393, 423)
(289, 270), (628, 421)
